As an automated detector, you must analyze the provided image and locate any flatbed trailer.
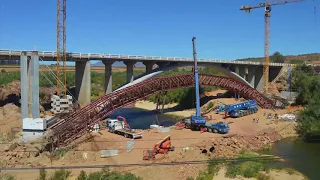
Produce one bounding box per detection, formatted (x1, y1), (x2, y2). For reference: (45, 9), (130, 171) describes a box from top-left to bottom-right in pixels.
(106, 117), (143, 139)
(110, 128), (143, 139)
(183, 118), (229, 134)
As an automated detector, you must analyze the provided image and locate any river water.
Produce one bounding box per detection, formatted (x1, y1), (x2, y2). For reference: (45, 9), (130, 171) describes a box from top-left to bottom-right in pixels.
(108, 107), (177, 129)
(267, 138), (320, 180)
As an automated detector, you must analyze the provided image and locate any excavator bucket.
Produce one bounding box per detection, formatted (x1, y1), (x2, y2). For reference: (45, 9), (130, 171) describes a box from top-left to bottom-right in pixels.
(143, 150), (154, 160)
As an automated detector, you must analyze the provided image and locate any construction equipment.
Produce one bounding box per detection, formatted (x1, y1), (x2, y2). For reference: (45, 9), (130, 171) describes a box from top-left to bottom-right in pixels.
(181, 37), (230, 134)
(190, 37), (206, 128)
(224, 100), (258, 118)
(56, 0), (67, 97)
(105, 116), (143, 139)
(143, 135), (175, 160)
(215, 103), (226, 114)
(240, 0), (304, 92)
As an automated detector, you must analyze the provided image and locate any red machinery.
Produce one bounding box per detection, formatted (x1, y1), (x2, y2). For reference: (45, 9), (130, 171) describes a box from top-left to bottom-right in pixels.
(117, 116), (131, 131)
(143, 135), (175, 160)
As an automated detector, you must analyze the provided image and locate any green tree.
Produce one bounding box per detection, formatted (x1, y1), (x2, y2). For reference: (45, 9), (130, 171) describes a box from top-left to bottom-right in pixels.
(271, 51), (285, 63)
(297, 99), (320, 140)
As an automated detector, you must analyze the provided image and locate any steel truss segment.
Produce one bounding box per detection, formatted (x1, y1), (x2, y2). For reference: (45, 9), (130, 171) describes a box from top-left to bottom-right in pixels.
(50, 74), (275, 147)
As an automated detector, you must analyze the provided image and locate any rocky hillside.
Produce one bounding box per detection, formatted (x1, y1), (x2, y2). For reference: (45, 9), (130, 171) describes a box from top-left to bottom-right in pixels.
(236, 53), (320, 64)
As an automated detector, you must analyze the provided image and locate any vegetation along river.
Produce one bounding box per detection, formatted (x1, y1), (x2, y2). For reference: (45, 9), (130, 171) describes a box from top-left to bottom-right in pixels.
(267, 138), (320, 180)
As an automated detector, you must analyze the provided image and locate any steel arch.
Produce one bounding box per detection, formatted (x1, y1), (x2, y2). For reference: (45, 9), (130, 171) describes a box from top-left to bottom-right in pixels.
(49, 74), (275, 147)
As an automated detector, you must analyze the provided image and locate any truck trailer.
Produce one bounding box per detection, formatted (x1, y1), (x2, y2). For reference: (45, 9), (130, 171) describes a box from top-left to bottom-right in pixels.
(224, 100), (258, 118)
(105, 116), (143, 139)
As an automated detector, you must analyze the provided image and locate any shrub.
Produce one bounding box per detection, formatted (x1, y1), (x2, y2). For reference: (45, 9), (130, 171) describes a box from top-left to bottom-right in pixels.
(49, 169), (71, 180)
(76, 168), (142, 180)
(206, 102), (214, 111)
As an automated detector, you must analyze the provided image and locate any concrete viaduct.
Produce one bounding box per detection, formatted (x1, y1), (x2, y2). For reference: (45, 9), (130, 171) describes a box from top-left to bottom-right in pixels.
(0, 50), (291, 104)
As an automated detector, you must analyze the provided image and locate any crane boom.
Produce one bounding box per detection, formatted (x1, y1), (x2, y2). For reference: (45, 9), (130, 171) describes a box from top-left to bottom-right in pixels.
(56, 0), (67, 97)
(240, 0), (304, 92)
(240, 0), (304, 11)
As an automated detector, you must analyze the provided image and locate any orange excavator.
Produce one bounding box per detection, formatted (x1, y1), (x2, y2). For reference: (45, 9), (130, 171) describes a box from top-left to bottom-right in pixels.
(143, 135), (175, 160)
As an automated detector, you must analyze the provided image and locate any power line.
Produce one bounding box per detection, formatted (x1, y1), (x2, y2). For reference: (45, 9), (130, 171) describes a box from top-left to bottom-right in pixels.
(1, 152), (320, 171)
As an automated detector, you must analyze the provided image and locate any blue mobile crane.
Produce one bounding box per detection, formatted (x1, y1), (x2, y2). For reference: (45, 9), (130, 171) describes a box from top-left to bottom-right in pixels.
(224, 100), (258, 118)
(183, 37), (229, 134)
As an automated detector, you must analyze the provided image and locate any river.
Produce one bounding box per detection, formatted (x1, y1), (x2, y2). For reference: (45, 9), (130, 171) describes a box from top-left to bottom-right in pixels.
(267, 138), (320, 180)
(108, 107), (177, 129)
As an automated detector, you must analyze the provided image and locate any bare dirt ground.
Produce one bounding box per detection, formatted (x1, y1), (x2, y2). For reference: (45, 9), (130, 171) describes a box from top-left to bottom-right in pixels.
(0, 89), (304, 180)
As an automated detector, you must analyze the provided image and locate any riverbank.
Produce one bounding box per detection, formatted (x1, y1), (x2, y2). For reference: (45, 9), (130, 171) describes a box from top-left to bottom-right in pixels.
(135, 100), (195, 118)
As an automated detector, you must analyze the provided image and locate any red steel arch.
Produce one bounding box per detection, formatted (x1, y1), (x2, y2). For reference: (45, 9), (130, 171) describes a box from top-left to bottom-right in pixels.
(50, 74), (275, 146)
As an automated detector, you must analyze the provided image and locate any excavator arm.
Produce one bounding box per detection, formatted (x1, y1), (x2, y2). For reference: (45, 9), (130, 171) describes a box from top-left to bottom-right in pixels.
(117, 116), (131, 131)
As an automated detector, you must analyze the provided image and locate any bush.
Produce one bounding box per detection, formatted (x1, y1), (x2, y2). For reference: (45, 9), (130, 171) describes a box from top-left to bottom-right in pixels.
(37, 169), (71, 180)
(49, 169), (71, 180)
(206, 102), (214, 111)
(297, 99), (320, 140)
(0, 174), (15, 180)
(77, 168), (142, 180)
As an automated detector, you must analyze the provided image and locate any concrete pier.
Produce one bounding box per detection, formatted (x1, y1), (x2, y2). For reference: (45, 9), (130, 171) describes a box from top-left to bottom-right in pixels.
(143, 62), (155, 74)
(30, 52), (40, 118)
(124, 61), (135, 83)
(254, 67), (264, 91)
(103, 61), (114, 94)
(239, 66), (246, 79)
(235, 66), (240, 75)
(75, 60), (91, 104)
(248, 67), (256, 88)
(20, 52), (28, 119)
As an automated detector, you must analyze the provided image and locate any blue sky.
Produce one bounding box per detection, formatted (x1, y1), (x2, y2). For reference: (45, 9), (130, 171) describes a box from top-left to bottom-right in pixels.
(0, 0), (319, 64)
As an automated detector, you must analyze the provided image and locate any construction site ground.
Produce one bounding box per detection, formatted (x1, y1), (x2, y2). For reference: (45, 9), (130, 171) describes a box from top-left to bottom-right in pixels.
(0, 90), (304, 180)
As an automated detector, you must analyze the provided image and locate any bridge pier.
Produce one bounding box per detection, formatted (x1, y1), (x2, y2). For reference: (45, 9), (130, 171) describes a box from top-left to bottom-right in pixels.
(254, 67), (264, 91)
(20, 52), (40, 119)
(30, 52), (40, 118)
(143, 62), (155, 73)
(20, 52), (29, 119)
(124, 61), (136, 83)
(75, 60), (91, 104)
(103, 61), (114, 94)
(239, 66), (246, 80)
(235, 66), (240, 75)
(248, 67), (256, 88)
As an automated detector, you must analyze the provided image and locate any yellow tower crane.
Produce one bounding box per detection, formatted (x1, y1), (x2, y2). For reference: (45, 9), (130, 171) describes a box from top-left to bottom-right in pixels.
(56, 0), (67, 97)
(240, 0), (304, 92)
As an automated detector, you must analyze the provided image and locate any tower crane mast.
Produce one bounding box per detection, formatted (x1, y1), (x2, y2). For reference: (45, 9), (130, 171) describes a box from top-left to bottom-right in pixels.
(56, 0), (67, 97)
(240, 0), (304, 92)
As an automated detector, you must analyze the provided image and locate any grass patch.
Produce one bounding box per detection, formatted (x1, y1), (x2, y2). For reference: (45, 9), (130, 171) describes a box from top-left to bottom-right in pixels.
(193, 160), (223, 180)
(37, 169), (71, 180)
(0, 173), (15, 180)
(76, 167), (142, 180)
(51, 148), (70, 159)
(225, 161), (269, 179)
(206, 102), (214, 111)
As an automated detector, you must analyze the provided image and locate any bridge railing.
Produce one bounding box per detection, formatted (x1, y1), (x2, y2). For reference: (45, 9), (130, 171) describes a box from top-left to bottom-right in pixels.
(0, 49), (315, 67)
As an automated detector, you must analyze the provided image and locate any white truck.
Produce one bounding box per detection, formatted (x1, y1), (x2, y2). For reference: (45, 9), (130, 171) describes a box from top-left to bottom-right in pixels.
(105, 116), (143, 139)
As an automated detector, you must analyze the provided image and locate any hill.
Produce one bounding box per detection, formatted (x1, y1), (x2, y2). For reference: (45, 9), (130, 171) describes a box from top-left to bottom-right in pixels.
(235, 53), (320, 64)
